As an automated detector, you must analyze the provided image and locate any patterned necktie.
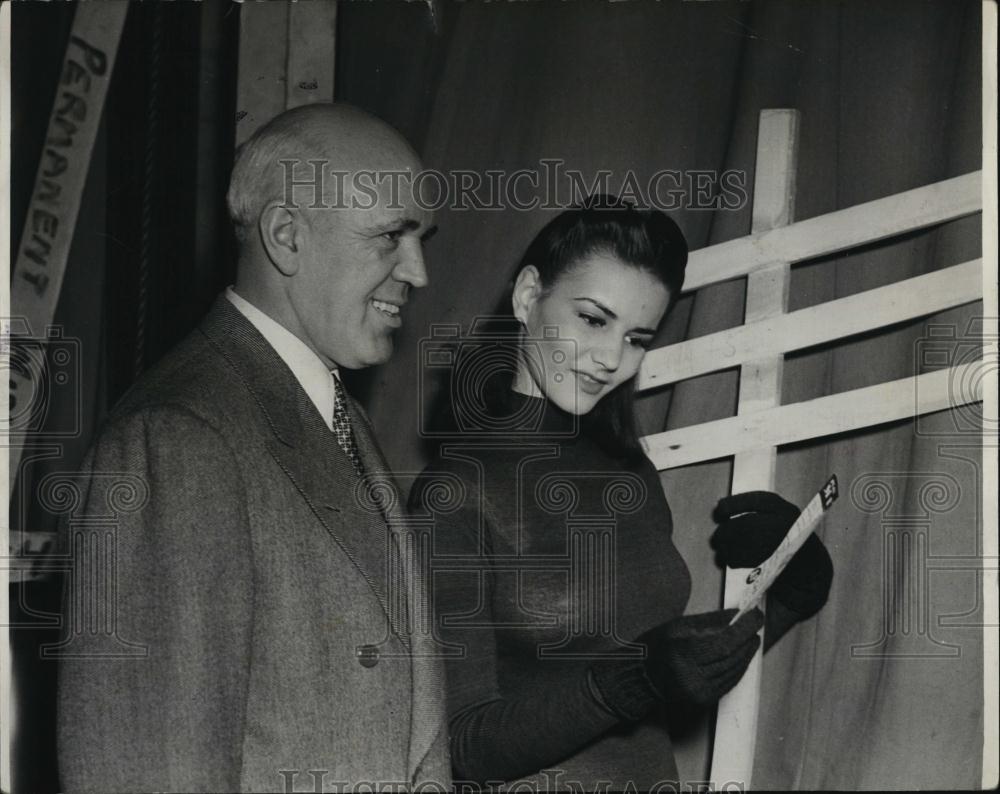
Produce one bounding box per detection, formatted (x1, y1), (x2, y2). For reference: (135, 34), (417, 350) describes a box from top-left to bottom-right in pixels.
(331, 375), (364, 476)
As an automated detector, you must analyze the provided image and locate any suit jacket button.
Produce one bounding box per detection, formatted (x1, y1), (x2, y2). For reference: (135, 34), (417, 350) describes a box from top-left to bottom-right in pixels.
(357, 644), (380, 668)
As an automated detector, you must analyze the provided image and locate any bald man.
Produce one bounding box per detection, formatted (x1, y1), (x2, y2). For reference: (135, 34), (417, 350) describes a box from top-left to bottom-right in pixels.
(56, 105), (449, 793)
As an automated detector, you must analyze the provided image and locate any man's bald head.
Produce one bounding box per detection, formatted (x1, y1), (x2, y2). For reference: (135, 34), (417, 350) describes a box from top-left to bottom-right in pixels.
(226, 103), (421, 245)
(225, 103), (433, 371)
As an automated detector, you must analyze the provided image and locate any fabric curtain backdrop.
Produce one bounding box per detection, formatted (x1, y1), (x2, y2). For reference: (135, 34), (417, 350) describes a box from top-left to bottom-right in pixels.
(337, 0), (984, 788)
(9, 5), (238, 791)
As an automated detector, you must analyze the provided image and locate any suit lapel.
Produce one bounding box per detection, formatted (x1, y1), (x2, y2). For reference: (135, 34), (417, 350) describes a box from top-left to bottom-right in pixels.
(199, 297), (399, 637)
(343, 397), (414, 650)
(201, 296), (446, 778)
(268, 389), (400, 638)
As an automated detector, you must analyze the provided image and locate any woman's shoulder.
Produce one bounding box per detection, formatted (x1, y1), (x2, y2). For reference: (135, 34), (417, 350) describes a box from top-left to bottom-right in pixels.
(409, 450), (510, 553)
(408, 447), (506, 516)
(411, 443), (535, 507)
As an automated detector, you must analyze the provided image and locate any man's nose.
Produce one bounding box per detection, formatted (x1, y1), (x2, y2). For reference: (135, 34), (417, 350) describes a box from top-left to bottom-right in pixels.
(394, 240), (429, 288)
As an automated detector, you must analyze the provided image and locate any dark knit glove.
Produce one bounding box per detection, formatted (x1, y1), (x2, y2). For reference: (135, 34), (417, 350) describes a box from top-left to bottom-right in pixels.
(711, 491), (833, 619)
(590, 608), (763, 721)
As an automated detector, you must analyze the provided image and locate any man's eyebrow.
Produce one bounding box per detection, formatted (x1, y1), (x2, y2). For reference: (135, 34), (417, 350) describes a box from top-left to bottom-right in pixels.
(370, 218), (438, 242)
(370, 218), (423, 235)
(575, 296), (657, 335)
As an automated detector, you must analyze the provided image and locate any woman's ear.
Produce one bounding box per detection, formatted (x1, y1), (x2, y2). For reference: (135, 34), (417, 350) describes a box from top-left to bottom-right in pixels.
(259, 201), (301, 276)
(511, 266), (542, 326)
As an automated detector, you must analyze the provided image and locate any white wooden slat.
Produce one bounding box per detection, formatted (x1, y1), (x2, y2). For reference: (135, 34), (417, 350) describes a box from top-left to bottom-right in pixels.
(683, 171), (981, 293)
(639, 258), (983, 391)
(234, 1), (339, 142)
(234, 2), (290, 146)
(642, 363), (983, 471)
(980, 5), (999, 788)
(710, 109), (798, 790)
(5, 2), (128, 478)
(285, 0), (337, 110)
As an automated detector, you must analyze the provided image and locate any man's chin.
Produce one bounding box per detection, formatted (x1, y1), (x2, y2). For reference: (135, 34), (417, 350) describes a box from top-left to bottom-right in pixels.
(328, 342), (393, 371)
(357, 339), (395, 369)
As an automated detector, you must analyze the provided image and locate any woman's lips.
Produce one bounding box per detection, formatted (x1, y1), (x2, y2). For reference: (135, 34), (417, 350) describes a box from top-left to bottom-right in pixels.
(574, 369), (607, 395)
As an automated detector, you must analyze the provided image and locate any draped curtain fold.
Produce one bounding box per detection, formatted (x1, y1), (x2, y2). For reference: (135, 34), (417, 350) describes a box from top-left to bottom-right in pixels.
(10, 2), (984, 790)
(9, 5), (238, 790)
(337, 1), (984, 788)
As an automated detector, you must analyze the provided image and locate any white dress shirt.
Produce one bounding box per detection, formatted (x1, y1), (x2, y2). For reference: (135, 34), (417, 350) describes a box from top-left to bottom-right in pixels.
(225, 287), (337, 430)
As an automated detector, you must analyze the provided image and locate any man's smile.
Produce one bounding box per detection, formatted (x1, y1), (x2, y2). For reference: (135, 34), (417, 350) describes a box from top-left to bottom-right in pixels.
(370, 298), (403, 326)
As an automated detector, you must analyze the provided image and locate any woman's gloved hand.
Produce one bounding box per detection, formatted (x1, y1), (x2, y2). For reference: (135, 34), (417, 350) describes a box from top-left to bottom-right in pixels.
(590, 608), (763, 721)
(710, 490), (833, 620)
(637, 608), (764, 704)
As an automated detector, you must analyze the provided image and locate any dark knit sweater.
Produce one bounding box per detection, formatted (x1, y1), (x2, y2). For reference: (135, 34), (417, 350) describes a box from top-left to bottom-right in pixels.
(409, 394), (692, 789)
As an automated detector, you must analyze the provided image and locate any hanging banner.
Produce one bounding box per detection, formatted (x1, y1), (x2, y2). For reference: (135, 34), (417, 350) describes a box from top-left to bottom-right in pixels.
(4, 2), (128, 478)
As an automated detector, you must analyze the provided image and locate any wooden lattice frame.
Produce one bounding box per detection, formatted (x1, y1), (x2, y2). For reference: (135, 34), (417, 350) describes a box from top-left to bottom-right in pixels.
(637, 109), (984, 788)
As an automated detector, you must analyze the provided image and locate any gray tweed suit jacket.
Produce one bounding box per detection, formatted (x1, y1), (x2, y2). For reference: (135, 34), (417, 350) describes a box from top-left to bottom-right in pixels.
(56, 296), (449, 792)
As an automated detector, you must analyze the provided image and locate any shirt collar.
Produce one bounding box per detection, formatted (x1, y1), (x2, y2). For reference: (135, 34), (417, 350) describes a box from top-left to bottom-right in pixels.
(225, 287), (337, 428)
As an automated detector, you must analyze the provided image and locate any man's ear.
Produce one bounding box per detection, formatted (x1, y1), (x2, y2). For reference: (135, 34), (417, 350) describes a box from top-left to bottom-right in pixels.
(259, 201), (301, 276)
(511, 266), (542, 325)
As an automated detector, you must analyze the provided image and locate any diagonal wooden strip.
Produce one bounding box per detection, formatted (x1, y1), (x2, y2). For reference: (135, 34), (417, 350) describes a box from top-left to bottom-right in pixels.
(643, 363), (984, 471)
(8, 4), (128, 345)
(639, 258), (983, 391)
(683, 171), (981, 292)
(5, 2), (128, 477)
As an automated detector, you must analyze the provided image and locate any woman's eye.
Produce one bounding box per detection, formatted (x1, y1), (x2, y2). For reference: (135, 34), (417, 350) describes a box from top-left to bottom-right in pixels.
(627, 335), (653, 350)
(381, 230), (403, 245)
(578, 313), (604, 328)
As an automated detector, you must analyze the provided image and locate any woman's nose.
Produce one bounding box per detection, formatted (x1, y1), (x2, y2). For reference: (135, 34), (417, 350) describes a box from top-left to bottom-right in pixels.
(591, 339), (624, 372)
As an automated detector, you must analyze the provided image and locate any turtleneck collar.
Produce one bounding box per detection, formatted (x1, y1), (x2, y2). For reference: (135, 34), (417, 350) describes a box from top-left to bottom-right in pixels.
(487, 389), (581, 439)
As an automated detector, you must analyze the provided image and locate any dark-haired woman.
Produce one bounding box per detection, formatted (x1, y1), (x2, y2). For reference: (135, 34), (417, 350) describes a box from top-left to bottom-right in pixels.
(409, 199), (833, 790)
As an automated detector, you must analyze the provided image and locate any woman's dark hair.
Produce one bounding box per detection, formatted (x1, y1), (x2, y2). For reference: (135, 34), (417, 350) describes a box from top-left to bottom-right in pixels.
(519, 193), (687, 313)
(498, 194), (689, 460)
